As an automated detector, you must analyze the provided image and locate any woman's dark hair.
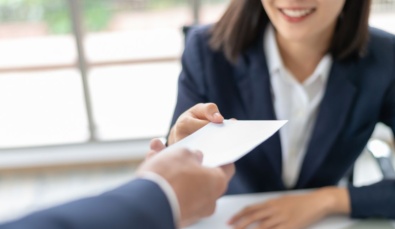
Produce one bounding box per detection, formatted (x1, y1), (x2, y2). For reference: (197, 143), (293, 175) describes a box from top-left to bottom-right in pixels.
(210, 0), (372, 62)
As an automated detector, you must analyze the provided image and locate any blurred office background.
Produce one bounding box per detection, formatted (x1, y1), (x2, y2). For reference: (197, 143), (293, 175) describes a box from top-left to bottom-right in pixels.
(0, 0), (394, 224)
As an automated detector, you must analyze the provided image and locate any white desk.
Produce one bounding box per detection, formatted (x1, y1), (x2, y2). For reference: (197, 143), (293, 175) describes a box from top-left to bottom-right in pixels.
(186, 191), (395, 229)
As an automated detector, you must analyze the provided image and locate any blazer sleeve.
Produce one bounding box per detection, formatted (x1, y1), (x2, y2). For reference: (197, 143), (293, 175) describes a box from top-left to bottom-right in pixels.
(170, 27), (210, 127)
(0, 179), (176, 229)
(348, 37), (395, 219)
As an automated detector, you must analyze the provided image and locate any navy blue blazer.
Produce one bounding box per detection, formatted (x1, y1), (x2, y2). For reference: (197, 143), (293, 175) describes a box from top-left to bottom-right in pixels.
(0, 179), (175, 229)
(170, 26), (395, 219)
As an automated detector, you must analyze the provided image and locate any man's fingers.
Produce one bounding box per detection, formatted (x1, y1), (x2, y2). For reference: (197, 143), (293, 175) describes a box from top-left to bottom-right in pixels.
(205, 167), (231, 198)
(189, 103), (224, 123)
(150, 138), (166, 152)
(145, 150), (157, 160)
(172, 148), (203, 165)
(191, 150), (204, 164)
(220, 163), (236, 182)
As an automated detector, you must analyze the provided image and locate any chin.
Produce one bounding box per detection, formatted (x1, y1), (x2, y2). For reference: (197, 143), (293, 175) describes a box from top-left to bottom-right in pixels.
(278, 31), (310, 43)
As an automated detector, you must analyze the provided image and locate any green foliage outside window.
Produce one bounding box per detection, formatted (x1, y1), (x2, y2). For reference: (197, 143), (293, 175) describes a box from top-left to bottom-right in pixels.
(0, 0), (116, 34)
(0, 0), (228, 34)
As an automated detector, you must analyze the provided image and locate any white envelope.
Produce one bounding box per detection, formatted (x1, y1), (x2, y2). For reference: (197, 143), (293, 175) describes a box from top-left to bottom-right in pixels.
(163, 120), (287, 167)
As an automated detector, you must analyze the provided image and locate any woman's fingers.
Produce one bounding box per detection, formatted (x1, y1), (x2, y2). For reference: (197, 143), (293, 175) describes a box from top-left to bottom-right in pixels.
(169, 103), (225, 145)
(175, 103), (225, 140)
(232, 208), (276, 229)
(174, 118), (210, 141)
(228, 203), (269, 224)
(189, 103), (224, 123)
(257, 214), (285, 229)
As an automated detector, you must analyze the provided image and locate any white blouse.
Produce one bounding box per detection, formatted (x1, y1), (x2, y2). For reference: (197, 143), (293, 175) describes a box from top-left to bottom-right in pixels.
(264, 25), (333, 188)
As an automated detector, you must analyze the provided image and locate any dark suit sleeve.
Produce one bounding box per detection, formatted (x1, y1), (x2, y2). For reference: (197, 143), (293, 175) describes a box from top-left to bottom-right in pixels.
(170, 27), (209, 127)
(348, 42), (395, 219)
(0, 179), (176, 229)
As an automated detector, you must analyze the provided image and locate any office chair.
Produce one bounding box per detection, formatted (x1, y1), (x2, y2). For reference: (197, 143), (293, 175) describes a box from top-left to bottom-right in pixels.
(367, 139), (395, 179)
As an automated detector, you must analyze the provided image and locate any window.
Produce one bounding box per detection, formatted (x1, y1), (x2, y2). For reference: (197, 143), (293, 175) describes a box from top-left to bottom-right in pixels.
(83, 0), (189, 140)
(0, 0), (88, 148)
(1, 0), (393, 148)
(370, 0), (395, 34)
(0, 0), (229, 148)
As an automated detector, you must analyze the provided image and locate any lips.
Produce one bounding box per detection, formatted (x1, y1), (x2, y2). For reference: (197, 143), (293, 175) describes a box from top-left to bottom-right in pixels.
(279, 8), (316, 22)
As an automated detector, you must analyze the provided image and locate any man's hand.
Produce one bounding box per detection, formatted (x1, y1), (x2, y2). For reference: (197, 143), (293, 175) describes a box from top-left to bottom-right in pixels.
(146, 138), (166, 159)
(168, 103), (224, 145)
(138, 147), (235, 227)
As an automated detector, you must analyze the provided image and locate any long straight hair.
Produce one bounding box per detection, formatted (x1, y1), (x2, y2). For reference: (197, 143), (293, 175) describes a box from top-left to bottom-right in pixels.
(210, 0), (372, 63)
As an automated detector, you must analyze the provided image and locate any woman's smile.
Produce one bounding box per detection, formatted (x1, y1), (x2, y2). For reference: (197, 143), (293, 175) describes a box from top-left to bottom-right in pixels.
(279, 8), (316, 22)
(262, 0), (346, 43)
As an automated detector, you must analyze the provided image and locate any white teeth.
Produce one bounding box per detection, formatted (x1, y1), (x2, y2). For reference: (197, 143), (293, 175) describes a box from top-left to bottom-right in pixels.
(282, 9), (313, 18)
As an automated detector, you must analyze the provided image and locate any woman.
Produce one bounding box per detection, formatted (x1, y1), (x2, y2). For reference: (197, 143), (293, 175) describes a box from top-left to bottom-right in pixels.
(168, 0), (395, 228)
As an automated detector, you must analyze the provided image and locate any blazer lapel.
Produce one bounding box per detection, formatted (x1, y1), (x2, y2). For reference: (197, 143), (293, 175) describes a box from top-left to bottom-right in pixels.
(235, 39), (284, 187)
(296, 60), (357, 188)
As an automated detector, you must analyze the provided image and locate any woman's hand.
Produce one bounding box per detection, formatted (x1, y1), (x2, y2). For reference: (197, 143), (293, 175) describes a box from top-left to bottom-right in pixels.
(148, 103), (224, 159)
(228, 187), (350, 229)
(168, 103), (224, 145)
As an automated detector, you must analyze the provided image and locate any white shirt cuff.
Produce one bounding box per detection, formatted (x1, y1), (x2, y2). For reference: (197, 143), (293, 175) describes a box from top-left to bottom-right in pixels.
(137, 171), (180, 227)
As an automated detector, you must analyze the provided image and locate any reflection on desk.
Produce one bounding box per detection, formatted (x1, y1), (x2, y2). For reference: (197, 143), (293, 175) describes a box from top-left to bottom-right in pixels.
(185, 191), (395, 229)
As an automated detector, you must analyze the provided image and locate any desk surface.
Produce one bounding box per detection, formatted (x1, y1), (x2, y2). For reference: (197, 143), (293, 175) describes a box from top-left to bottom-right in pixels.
(186, 191), (395, 229)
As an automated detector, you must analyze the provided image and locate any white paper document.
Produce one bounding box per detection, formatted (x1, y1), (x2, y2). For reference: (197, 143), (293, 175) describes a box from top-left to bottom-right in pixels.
(163, 120), (287, 167)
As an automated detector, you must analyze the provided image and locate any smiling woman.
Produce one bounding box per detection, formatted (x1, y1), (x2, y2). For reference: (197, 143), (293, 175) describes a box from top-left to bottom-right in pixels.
(210, 0), (370, 63)
(168, 0), (395, 228)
